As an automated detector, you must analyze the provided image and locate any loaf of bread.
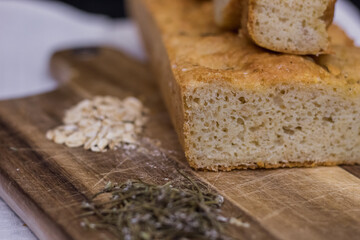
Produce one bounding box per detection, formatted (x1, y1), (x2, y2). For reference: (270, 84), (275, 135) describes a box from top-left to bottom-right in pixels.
(130, 0), (360, 171)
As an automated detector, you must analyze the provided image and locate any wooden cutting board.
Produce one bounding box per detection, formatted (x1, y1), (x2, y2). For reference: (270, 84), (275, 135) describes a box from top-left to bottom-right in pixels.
(0, 47), (359, 240)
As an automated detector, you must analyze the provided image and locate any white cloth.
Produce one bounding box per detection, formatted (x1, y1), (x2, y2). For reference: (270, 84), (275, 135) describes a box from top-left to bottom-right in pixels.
(0, 0), (145, 101)
(0, 200), (37, 240)
(0, 0), (359, 239)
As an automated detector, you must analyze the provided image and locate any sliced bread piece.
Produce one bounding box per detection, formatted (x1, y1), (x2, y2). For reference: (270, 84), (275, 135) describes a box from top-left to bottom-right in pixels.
(242, 0), (336, 55)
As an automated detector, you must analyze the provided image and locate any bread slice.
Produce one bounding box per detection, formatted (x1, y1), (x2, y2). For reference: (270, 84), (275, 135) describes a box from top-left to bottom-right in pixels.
(130, 0), (360, 171)
(214, 0), (242, 30)
(242, 0), (336, 55)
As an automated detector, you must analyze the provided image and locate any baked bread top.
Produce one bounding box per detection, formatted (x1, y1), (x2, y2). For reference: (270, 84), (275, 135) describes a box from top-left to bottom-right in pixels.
(144, 0), (360, 97)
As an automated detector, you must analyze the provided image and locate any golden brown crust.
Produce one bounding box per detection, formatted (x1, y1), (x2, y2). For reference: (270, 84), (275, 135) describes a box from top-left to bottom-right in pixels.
(322, 0), (337, 28)
(130, 0), (360, 171)
(328, 25), (354, 46)
(191, 160), (359, 172)
(128, 0), (188, 150)
(134, 0), (360, 96)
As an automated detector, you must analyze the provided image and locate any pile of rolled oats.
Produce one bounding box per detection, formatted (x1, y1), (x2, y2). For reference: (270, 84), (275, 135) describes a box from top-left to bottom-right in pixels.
(46, 96), (148, 152)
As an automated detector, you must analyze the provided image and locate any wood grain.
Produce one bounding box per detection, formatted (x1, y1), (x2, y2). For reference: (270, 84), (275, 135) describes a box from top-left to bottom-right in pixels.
(0, 48), (274, 240)
(199, 168), (360, 240)
(0, 47), (359, 240)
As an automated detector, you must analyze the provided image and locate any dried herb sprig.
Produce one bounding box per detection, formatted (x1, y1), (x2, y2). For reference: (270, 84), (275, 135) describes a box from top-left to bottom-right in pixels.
(80, 174), (230, 240)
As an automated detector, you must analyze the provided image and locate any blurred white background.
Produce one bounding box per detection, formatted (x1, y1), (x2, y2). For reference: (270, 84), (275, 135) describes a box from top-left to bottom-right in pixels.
(0, 0), (359, 239)
(0, 0), (145, 101)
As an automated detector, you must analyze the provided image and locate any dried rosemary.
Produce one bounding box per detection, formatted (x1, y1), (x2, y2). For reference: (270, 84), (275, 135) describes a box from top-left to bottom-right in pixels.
(80, 173), (232, 240)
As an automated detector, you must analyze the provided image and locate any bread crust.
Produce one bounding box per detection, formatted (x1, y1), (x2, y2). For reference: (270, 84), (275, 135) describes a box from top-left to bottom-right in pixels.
(328, 25), (354, 46)
(130, 0), (360, 171)
(322, 0), (336, 28)
(128, 0), (188, 150)
(194, 160), (359, 172)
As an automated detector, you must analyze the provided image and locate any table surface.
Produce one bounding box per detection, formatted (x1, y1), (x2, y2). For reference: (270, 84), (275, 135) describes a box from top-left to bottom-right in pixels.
(0, 0), (359, 239)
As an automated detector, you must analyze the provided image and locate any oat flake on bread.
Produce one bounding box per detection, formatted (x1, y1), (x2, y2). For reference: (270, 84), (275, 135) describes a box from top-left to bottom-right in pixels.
(46, 96), (148, 152)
